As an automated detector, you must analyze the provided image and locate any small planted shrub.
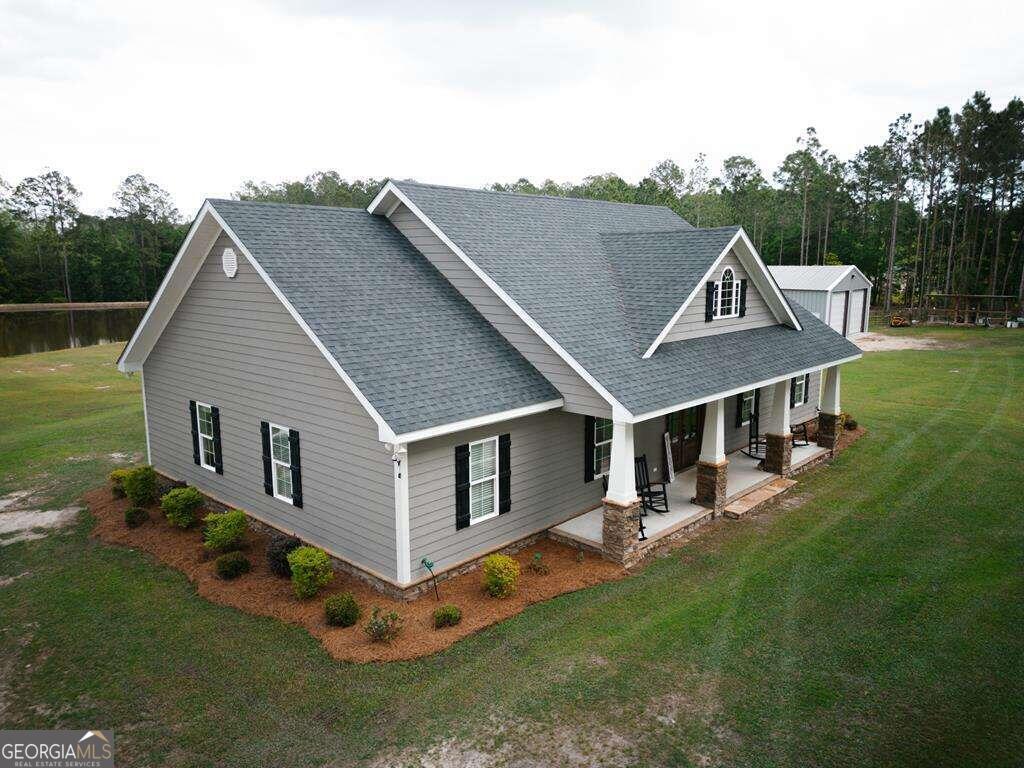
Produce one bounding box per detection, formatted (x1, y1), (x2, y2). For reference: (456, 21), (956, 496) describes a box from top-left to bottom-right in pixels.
(203, 509), (248, 551)
(364, 607), (403, 643)
(844, 416), (859, 430)
(288, 546), (333, 599)
(432, 604), (462, 629)
(109, 468), (132, 498)
(160, 486), (204, 529)
(481, 553), (520, 598)
(215, 551), (251, 580)
(575, 548), (585, 564)
(123, 465), (158, 506)
(324, 592), (361, 628)
(528, 551), (550, 575)
(266, 534), (302, 578)
(124, 506), (149, 528)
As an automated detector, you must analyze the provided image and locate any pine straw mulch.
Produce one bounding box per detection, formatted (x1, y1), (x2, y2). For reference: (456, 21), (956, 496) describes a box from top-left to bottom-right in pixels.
(85, 487), (626, 663)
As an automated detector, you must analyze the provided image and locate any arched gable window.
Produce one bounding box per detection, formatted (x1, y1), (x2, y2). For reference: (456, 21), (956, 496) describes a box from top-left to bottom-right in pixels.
(714, 267), (739, 318)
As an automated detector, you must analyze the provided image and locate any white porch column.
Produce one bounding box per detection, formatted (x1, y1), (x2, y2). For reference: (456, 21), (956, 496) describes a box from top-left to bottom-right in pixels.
(699, 398), (726, 464)
(821, 365), (841, 415)
(765, 379), (791, 435)
(604, 420), (638, 504)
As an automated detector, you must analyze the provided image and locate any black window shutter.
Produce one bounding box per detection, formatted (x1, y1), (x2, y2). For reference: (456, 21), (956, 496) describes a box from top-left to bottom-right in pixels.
(789, 379), (796, 408)
(739, 279), (748, 317)
(704, 282), (716, 322)
(583, 416), (595, 483)
(211, 406), (223, 474)
(288, 428), (303, 508)
(189, 400), (200, 466)
(803, 373), (811, 405)
(754, 388), (760, 418)
(260, 421), (273, 496)
(498, 433), (511, 515)
(455, 443), (470, 530)
(734, 393), (744, 428)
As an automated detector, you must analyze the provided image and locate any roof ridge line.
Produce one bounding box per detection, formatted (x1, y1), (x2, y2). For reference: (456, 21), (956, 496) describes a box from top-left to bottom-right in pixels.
(209, 198), (368, 213)
(393, 179), (681, 211)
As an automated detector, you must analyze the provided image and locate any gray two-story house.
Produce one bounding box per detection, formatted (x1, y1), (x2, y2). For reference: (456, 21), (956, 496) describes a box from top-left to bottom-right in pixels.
(118, 181), (860, 596)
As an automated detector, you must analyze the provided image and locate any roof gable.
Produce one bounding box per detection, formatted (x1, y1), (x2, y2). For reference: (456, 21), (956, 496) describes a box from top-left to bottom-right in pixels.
(768, 265), (873, 292)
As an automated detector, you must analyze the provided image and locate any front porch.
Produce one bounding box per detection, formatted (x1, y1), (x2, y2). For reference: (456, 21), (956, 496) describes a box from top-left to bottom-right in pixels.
(553, 364), (843, 565)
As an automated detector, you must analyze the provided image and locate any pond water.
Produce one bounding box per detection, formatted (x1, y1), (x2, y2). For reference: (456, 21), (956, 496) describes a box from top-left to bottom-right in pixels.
(0, 308), (145, 357)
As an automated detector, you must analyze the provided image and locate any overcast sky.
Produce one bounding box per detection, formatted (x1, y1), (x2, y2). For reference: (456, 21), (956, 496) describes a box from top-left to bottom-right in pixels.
(2, 0), (1022, 215)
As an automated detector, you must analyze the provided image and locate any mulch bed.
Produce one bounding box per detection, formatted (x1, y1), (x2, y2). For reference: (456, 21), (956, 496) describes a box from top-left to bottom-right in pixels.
(85, 487), (626, 663)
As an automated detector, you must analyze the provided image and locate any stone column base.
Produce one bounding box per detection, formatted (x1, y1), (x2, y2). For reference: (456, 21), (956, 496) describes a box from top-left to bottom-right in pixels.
(694, 459), (728, 515)
(763, 433), (792, 475)
(817, 413), (840, 451)
(601, 497), (642, 566)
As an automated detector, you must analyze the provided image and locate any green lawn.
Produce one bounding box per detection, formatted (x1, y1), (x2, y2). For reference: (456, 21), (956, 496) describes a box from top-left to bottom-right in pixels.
(1, 333), (1022, 767)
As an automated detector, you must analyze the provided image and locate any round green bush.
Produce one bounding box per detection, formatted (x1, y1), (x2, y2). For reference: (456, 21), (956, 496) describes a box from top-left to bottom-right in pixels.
(123, 465), (158, 506)
(202, 509), (248, 551)
(364, 607), (403, 643)
(124, 506), (149, 529)
(266, 534), (302, 578)
(215, 551), (251, 580)
(109, 468), (132, 498)
(324, 592), (361, 627)
(287, 546), (334, 599)
(160, 486), (204, 529)
(481, 553), (520, 598)
(433, 604), (462, 629)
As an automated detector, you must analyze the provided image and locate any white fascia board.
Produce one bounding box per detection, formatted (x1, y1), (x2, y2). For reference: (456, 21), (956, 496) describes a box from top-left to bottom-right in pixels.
(117, 202), (219, 372)
(203, 205), (398, 442)
(627, 353), (862, 425)
(642, 229), (742, 358)
(824, 266), (855, 292)
(734, 229), (803, 331)
(391, 398), (564, 445)
(368, 181), (631, 417)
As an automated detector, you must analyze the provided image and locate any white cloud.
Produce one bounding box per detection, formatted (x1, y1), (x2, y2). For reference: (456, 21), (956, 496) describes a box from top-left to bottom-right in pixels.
(0, 0), (1021, 215)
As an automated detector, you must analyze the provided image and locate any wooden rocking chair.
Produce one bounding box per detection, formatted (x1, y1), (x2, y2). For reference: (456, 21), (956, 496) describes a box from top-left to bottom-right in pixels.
(635, 454), (669, 515)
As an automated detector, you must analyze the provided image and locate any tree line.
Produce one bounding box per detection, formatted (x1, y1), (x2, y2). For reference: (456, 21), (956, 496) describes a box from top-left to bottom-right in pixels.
(2, 90), (1021, 312)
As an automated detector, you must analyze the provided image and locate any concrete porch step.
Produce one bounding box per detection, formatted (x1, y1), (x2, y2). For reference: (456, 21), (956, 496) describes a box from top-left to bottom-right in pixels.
(722, 477), (797, 519)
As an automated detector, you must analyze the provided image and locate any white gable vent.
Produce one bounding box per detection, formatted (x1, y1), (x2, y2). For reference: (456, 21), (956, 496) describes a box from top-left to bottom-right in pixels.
(222, 247), (238, 278)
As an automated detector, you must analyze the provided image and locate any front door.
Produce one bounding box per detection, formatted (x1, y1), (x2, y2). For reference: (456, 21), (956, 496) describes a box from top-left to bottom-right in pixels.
(666, 405), (705, 475)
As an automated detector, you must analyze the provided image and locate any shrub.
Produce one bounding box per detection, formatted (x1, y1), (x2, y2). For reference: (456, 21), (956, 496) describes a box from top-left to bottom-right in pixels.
(844, 416), (859, 430)
(324, 592), (361, 628)
(481, 553), (520, 598)
(203, 509), (248, 551)
(160, 486), (204, 529)
(364, 607), (403, 642)
(432, 604), (462, 629)
(288, 546), (333, 599)
(528, 551), (550, 575)
(124, 506), (149, 528)
(215, 551), (251, 580)
(266, 534), (302, 578)
(109, 468), (132, 498)
(123, 465), (158, 506)
(575, 548), (585, 564)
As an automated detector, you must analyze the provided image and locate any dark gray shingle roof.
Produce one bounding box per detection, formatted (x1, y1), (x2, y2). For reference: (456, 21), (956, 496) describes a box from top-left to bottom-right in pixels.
(209, 199), (559, 436)
(394, 181), (861, 416)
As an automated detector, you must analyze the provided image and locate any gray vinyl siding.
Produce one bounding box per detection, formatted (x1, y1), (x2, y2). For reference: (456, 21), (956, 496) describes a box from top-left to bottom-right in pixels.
(722, 374), (821, 453)
(406, 410), (602, 580)
(781, 289), (829, 322)
(143, 232), (397, 580)
(389, 203), (611, 418)
(662, 251), (777, 343)
(634, 418), (668, 481)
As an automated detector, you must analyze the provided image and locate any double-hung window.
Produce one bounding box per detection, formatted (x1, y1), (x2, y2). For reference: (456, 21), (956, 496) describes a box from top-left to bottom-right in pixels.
(739, 390), (755, 425)
(792, 375), (808, 406)
(469, 436), (498, 525)
(714, 267), (739, 318)
(195, 402), (217, 471)
(270, 423), (294, 503)
(593, 417), (613, 477)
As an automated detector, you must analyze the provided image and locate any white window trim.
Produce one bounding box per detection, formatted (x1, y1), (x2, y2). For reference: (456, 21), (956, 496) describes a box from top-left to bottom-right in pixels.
(594, 417), (613, 478)
(268, 422), (294, 504)
(714, 267), (740, 319)
(195, 401), (216, 473)
(792, 377), (808, 407)
(740, 391), (755, 426)
(468, 435), (499, 526)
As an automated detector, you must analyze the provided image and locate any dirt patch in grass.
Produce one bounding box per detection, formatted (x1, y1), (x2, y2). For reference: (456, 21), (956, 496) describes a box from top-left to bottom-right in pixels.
(86, 487), (625, 663)
(855, 332), (958, 352)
